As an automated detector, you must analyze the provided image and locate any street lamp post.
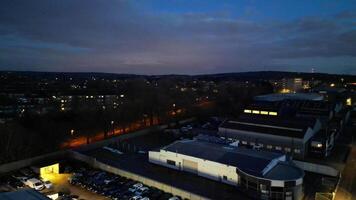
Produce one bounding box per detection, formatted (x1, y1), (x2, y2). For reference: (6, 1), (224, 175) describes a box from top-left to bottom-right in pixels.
(111, 120), (114, 135)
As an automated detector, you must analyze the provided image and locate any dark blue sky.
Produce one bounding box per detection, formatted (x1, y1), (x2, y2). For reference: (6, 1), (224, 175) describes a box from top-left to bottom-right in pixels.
(0, 0), (355, 74)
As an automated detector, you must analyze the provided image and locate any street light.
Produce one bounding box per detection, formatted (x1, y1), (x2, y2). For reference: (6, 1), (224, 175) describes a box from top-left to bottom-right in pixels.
(110, 121), (114, 135)
(70, 129), (75, 136)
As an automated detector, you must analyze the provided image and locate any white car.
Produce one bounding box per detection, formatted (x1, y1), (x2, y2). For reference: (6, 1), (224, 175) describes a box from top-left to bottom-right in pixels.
(129, 183), (143, 192)
(24, 178), (44, 190)
(129, 195), (142, 200)
(42, 180), (53, 189)
(135, 187), (149, 195)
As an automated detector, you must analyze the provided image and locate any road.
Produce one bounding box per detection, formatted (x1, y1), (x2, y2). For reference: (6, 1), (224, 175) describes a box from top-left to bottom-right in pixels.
(335, 144), (356, 200)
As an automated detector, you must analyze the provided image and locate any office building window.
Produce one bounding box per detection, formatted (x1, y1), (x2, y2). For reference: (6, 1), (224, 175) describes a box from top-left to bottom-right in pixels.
(294, 149), (301, 154)
(267, 145), (273, 149)
(275, 146), (282, 151)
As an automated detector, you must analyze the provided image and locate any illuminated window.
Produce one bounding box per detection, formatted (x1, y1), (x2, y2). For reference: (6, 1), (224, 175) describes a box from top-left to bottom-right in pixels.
(260, 111), (269, 115)
(285, 147), (291, 152)
(311, 141), (323, 148)
(267, 145), (273, 149)
(346, 98), (352, 106)
(269, 112), (278, 116)
(244, 109), (252, 113)
(294, 149), (301, 154)
(252, 110), (260, 114)
(275, 146), (282, 151)
(242, 141), (247, 145)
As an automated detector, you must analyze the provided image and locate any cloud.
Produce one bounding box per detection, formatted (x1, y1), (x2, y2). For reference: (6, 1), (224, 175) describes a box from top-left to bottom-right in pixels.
(0, 0), (355, 74)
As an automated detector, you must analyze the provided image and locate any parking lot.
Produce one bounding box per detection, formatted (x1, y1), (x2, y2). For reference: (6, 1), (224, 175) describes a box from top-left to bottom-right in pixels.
(81, 129), (251, 200)
(0, 162), (109, 200)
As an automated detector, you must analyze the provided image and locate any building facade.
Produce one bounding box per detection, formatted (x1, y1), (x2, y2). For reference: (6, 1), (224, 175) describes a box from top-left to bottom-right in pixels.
(149, 139), (304, 200)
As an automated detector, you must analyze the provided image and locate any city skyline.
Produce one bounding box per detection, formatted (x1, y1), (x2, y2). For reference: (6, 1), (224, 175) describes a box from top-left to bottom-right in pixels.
(1, 0), (356, 75)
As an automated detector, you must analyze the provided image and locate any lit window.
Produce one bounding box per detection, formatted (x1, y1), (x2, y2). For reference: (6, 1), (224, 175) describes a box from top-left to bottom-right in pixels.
(275, 146), (282, 151)
(252, 110), (260, 114)
(242, 141), (247, 145)
(244, 109), (252, 113)
(269, 112), (278, 116)
(267, 145), (273, 149)
(311, 141), (323, 148)
(260, 111), (269, 115)
(294, 149), (301, 154)
(285, 147), (291, 152)
(346, 98), (352, 106)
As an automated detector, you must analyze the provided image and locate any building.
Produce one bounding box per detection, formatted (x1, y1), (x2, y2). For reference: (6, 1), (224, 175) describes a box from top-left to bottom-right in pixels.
(270, 78), (308, 93)
(149, 139), (304, 200)
(254, 93), (324, 102)
(219, 114), (322, 159)
(0, 189), (49, 200)
(237, 92), (350, 158)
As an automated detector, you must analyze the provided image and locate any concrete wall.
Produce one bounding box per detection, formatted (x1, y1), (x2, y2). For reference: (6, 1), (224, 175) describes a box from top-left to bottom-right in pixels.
(70, 150), (209, 200)
(0, 151), (68, 174)
(149, 150), (239, 186)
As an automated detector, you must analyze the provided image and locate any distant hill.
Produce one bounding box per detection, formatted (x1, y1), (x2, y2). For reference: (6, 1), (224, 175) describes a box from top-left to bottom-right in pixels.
(0, 70), (355, 82)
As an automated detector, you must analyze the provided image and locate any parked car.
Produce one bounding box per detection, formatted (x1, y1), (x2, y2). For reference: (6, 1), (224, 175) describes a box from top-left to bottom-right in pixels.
(42, 179), (53, 189)
(24, 178), (44, 190)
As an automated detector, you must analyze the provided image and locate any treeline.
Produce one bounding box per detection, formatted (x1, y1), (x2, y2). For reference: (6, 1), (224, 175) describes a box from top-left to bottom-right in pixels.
(0, 78), (272, 164)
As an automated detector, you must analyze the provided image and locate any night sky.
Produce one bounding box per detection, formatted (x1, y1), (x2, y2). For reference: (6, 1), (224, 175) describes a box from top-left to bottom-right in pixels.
(0, 0), (355, 75)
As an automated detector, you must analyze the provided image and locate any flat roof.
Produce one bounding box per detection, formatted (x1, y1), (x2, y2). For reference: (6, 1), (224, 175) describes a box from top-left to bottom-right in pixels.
(163, 139), (286, 178)
(254, 93), (324, 102)
(264, 162), (304, 180)
(0, 189), (49, 200)
(220, 114), (316, 139)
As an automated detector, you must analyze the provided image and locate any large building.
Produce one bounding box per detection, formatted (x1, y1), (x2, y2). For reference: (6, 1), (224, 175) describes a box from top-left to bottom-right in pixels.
(149, 139), (304, 200)
(219, 114), (321, 159)
(231, 93), (350, 158)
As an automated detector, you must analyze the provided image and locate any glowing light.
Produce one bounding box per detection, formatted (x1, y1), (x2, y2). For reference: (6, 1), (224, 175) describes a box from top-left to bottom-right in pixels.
(244, 109), (252, 113)
(330, 83), (335, 87)
(40, 163), (59, 180)
(252, 110), (260, 114)
(346, 98), (352, 106)
(260, 111), (269, 115)
(280, 88), (291, 93)
(317, 143), (323, 148)
(269, 112), (278, 116)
